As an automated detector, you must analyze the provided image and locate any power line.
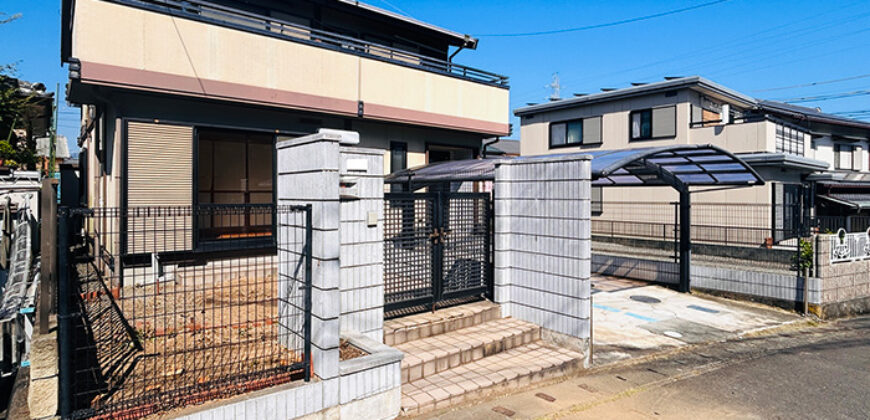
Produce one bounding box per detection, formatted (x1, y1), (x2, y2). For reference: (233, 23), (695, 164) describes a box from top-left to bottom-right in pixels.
(509, 1), (868, 102)
(780, 89), (870, 104)
(752, 73), (870, 92)
(478, 0), (731, 37)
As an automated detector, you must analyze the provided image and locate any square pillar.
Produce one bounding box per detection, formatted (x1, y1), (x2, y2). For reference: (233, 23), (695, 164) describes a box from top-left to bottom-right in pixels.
(494, 155), (592, 356)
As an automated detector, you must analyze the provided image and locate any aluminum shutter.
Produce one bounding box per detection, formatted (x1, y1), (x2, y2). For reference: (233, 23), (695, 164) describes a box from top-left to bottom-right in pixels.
(126, 121), (193, 253)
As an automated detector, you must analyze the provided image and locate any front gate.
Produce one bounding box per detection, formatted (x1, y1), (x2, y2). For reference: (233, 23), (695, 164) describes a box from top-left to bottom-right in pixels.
(383, 191), (492, 314)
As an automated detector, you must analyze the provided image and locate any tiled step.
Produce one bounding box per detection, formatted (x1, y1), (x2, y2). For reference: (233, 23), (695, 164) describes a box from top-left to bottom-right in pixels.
(384, 301), (501, 346)
(400, 343), (584, 416)
(396, 318), (540, 384)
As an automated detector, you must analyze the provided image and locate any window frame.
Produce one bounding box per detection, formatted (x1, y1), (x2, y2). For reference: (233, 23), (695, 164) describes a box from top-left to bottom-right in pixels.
(193, 126), (278, 249)
(548, 116), (602, 149)
(389, 141), (408, 192)
(835, 143), (855, 171)
(629, 106), (677, 142)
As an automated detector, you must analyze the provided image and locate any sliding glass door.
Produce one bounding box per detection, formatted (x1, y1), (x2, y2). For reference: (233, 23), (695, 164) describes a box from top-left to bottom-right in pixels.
(196, 128), (274, 243)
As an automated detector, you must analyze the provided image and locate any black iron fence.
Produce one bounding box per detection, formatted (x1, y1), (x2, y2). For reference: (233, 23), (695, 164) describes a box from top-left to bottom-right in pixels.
(57, 205), (312, 419)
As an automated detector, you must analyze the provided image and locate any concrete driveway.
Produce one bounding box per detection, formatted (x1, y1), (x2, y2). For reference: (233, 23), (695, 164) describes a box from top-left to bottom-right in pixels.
(591, 276), (800, 365)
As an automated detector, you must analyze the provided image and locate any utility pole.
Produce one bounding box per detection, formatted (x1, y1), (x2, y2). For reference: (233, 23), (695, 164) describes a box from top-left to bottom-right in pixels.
(547, 72), (561, 102)
(49, 83), (58, 178)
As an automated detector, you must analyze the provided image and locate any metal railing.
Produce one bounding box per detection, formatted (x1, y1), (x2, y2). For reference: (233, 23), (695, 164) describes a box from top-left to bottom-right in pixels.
(817, 215), (870, 234)
(110, 0), (509, 87)
(57, 205), (312, 419)
(829, 229), (870, 263)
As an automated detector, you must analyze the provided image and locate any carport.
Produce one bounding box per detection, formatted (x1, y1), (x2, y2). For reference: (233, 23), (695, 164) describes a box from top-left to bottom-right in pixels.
(386, 144), (765, 293)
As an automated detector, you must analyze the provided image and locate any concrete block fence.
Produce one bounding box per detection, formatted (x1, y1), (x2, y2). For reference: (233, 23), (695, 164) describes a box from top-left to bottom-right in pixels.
(494, 154), (593, 358)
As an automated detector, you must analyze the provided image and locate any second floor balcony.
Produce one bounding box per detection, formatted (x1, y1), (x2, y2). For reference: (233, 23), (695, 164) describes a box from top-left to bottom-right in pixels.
(66, 0), (511, 135)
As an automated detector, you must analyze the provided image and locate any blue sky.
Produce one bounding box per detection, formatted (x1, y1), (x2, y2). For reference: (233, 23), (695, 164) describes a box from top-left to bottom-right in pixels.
(2, 0), (869, 152)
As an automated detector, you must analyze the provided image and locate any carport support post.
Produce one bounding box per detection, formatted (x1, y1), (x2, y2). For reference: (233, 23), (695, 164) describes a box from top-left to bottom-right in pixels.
(679, 189), (691, 293)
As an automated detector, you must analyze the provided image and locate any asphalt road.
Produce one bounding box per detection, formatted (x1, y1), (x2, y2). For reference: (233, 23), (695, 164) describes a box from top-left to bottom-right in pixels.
(427, 316), (870, 420)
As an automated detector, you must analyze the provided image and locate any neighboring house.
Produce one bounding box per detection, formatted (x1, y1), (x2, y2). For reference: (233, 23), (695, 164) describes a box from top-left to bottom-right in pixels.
(514, 76), (870, 235)
(36, 135), (71, 172)
(483, 138), (520, 158)
(61, 0), (509, 242)
(0, 77), (54, 170)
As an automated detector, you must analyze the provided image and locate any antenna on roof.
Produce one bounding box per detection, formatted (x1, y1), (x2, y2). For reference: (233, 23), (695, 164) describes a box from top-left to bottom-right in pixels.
(547, 73), (561, 101)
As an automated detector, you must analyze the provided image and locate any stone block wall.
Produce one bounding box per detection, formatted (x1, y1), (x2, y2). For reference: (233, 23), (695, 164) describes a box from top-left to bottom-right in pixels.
(592, 253), (679, 284)
(494, 155), (592, 350)
(339, 147), (385, 341)
(814, 236), (870, 317)
(273, 131), (400, 420)
(277, 133), (342, 383)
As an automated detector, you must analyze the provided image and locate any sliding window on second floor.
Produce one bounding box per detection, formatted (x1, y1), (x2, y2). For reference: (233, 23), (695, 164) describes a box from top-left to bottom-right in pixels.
(630, 106), (676, 141)
(835, 144), (856, 171)
(549, 116), (602, 148)
(775, 123), (805, 156)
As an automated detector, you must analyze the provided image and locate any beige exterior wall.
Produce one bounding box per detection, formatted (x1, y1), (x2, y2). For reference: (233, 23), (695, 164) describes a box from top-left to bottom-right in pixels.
(520, 90), (694, 156)
(72, 0), (509, 136)
(518, 89), (783, 228)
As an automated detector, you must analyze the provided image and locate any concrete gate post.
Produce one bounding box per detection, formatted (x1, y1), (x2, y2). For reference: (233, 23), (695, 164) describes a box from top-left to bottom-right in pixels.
(493, 155), (592, 362)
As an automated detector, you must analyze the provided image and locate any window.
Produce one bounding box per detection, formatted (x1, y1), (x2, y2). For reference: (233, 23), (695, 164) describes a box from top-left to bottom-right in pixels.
(591, 186), (603, 214)
(630, 106), (676, 140)
(390, 142), (407, 192)
(835, 144), (854, 171)
(775, 123), (805, 156)
(549, 116), (602, 148)
(196, 128), (275, 243)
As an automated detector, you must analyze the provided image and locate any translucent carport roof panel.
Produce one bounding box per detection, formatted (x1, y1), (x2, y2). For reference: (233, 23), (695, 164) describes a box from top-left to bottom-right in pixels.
(587, 144), (765, 188)
(384, 144), (764, 188)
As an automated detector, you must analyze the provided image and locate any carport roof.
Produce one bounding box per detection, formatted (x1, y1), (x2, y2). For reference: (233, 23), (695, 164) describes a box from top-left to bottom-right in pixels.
(385, 144), (765, 189)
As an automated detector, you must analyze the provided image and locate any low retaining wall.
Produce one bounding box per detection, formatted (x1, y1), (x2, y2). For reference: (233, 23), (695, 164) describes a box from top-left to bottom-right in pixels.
(173, 333), (402, 420)
(814, 236), (870, 318)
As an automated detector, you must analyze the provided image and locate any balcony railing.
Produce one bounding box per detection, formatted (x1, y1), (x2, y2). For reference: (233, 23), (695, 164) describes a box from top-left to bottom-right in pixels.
(109, 0), (509, 88)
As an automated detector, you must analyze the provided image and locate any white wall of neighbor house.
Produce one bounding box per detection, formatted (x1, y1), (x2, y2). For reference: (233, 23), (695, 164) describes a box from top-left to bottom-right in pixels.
(810, 136), (869, 173)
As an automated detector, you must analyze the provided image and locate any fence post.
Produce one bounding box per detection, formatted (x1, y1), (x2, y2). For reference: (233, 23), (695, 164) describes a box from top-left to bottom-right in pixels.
(57, 208), (71, 418)
(39, 178), (58, 334)
(303, 204), (312, 382)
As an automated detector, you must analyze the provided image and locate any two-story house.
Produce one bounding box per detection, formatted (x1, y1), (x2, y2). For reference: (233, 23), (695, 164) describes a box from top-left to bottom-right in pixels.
(514, 76), (870, 238)
(61, 0), (509, 244)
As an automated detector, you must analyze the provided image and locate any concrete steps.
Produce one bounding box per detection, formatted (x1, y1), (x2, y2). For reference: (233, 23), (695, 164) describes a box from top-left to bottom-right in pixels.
(395, 317), (540, 383)
(400, 343), (584, 416)
(386, 302), (585, 417)
(384, 301), (501, 346)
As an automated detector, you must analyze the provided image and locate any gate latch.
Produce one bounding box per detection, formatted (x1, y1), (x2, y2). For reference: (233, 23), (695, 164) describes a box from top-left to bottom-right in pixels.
(429, 227), (451, 244)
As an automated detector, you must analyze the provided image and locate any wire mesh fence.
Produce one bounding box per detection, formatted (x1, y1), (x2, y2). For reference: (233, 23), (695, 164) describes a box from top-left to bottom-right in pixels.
(592, 201), (806, 247)
(591, 201), (808, 273)
(58, 205), (311, 419)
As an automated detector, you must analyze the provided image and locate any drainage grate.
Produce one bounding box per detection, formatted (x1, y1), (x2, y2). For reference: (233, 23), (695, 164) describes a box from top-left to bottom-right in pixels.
(629, 295), (662, 304)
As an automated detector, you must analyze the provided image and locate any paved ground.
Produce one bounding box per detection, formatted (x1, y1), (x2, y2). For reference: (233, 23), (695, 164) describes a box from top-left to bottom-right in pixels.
(423, 316), (870, 419)
(590, 276), (799, 365)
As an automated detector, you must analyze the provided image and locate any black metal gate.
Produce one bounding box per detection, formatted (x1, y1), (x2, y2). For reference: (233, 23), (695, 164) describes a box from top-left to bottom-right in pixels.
(383, 192), (492, 314)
